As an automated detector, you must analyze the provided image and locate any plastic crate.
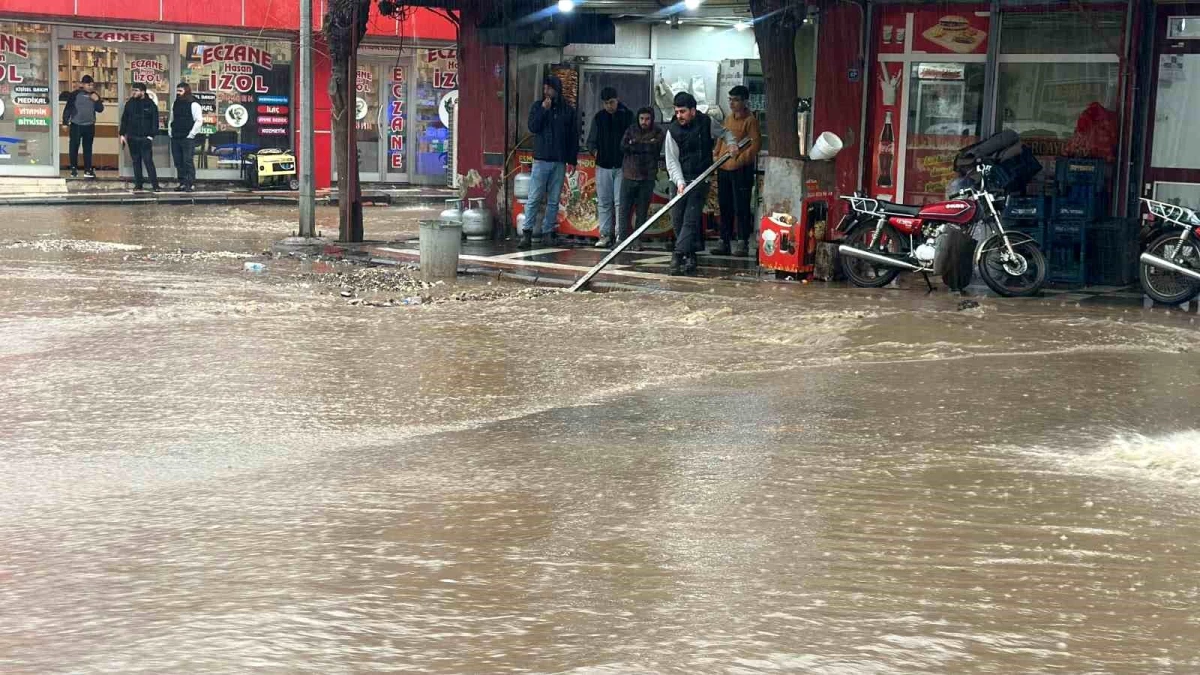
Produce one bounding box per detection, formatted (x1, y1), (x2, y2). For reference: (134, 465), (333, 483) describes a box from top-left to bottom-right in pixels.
(1004, 220), (1046, 246)
(1048, 219), (1088, 285)
(1086, 219), (1138, 287)
(1055, 157), (1108, 191)
(1052, 192), (1103, 222)
(1003, 196), (1047, 220)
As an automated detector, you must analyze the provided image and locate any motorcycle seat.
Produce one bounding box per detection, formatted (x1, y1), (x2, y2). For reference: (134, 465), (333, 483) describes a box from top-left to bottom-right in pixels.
(877, 200), (922, 216)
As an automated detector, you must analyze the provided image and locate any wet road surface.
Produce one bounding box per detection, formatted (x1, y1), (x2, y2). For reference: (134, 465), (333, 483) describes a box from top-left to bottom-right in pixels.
(2, 205), (1200, 673)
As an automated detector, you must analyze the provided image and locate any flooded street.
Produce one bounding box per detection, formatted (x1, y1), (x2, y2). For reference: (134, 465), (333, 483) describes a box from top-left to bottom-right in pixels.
(2, 205), (1200, 673)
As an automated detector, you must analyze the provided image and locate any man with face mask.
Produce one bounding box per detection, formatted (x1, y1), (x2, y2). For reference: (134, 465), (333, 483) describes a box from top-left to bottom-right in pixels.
(119, 83), (161, 191)
(586, 86), (633, 248)
(665, 91), (737, 276)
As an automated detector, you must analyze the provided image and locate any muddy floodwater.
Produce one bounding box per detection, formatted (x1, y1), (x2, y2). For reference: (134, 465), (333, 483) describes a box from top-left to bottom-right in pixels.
(2, 205), (1200, 673)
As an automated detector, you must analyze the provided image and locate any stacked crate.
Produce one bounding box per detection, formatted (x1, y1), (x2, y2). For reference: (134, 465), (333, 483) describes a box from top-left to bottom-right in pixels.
(1002, 195), (1047, 247)
(1048, 158), (1108, 285)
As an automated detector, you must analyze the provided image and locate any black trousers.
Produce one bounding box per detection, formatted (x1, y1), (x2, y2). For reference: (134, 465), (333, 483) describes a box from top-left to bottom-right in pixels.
(171, 137), (196, 187)
(128, 137), (159, 188)
(619, 178), (655, 241)
(672, 179), (708, 257)
(68, 123), (96, 171)
(718, 165), (755, 244)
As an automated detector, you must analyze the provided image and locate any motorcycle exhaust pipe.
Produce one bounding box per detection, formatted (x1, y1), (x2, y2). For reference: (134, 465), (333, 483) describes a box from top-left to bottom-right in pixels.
(838, 245), (924, 272)
(1140, 252), (1200, 282)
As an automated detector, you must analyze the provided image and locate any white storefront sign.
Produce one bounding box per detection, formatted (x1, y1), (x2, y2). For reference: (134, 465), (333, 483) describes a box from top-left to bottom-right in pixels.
(55, 26), (176, 45)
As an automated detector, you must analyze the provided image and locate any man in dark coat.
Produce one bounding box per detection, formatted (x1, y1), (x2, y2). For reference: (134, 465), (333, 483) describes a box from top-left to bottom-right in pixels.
(119, 83), (161, 191)
(519, 75), (579, 250)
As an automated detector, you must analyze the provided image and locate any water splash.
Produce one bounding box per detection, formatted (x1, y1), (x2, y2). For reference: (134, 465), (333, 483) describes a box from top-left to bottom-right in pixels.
(1077, 431), (1200, 484)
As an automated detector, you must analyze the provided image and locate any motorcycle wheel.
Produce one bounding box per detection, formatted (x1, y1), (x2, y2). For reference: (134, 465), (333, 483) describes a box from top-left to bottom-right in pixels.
(840, 223), (903, 288)
(1141, 232), (1200, 305)
(977, 233), (1046, 297)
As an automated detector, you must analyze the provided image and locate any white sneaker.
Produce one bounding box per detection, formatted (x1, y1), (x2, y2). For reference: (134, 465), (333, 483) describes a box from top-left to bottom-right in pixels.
(595, 237), (612, 248)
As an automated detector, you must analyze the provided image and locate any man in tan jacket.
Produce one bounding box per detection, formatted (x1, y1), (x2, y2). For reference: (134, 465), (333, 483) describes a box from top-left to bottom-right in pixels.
(713, 85), (762, 257)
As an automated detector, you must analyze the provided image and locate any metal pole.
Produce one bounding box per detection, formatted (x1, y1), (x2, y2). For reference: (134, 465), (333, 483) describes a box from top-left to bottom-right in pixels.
(298, 0), (316, 237)
(345, 0), (360, 241)
(568, 138), (750, 292)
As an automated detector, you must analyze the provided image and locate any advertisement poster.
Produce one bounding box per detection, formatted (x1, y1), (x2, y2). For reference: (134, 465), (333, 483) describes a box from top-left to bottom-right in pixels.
(869, 61), (903, 200)
(913, 10), (989, 55)
(511, 151), (719, 239)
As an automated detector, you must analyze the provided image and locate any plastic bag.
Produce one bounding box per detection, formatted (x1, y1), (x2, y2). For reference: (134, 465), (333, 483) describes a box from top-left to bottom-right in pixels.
(1063, 102), (1118, 161)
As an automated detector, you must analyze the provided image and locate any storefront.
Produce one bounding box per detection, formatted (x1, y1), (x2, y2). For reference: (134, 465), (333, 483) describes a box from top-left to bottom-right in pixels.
(0, 3), (457, 186)
(509, 22), (817, 239)
(341, 45), (457, 186)
(1143, 7), (1200, 210)
(866, 2), (1130, 212)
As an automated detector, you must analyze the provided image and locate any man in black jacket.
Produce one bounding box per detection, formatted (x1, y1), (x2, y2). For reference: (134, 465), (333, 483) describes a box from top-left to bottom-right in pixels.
(519, 75), (579, 250)
(119, 83), (161, 191)
(665, 92), (737, 276)
(586, 87), (633, 248)
(59, 75), (104, 178)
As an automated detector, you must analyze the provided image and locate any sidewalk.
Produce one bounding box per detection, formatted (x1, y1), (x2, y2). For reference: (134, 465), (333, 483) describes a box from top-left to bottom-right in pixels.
(0, 176), (456, 208)
(355, 235), (1160, 308)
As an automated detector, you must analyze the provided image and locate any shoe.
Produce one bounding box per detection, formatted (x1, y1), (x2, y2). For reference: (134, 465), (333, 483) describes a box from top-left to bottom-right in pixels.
(70, 169), (78, 178)
(712, 240), (732, 256)
(184, 185), (195, 193)
(543, 232), (557, 248)
(84, 169), (96, 179)
(595, 237), (612, 248)
(733, 240), (750, 257)
(685, 255), (699, 276)
(133, 185), (144, 192)
(151, 185), (161, 192)
(517, 230), (533, 250)
(669, 253), (685, 276)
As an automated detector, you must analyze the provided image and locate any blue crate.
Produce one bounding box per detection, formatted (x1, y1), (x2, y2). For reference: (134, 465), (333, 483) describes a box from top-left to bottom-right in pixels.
(1047, 219), (1088, 285)
(1055, 157), (1108, 191)
(1004, 220), (1046, 246)
(1052, 193), (1103, 222)
(1086, 219), (1138, 287)
(1003, 195), (1047, 220)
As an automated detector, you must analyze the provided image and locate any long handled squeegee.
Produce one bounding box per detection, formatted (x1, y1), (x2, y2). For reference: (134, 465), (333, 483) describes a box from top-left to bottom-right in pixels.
(567, 137), (751, 292)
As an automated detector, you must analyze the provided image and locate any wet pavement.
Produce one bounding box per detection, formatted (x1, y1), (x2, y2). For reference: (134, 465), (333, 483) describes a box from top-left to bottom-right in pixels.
(3, 205), (1200, 673)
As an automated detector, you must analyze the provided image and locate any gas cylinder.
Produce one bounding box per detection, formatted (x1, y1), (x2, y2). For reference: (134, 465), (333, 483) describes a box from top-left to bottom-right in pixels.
(439, 199), (463, 227)
(462, 198), (493, 241)
(514, 172), (532, 200)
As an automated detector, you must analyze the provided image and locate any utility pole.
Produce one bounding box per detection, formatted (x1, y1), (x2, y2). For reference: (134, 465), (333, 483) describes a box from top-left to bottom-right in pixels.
(298, 0), (316, 237)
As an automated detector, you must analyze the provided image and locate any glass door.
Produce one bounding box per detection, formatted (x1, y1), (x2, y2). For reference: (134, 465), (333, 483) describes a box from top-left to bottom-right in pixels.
(901, 61), (985, 204)
(56, 43), (121, 173)
(119, 49), (175, 179)
(383, 60), (410, 182)
(1145, 13), (1200, 209)
(355, 61), (383, 182)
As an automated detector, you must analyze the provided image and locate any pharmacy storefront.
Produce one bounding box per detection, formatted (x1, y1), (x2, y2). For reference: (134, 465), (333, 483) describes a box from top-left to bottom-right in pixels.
(0, 20), (294, 180)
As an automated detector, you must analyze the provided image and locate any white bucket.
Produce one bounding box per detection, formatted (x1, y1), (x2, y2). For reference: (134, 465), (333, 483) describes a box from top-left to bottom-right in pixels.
(809, 132), (844, 161)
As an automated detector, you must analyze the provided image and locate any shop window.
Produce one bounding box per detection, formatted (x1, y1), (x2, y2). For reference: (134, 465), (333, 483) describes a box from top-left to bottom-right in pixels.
(998, 62), (1119, 167)
(0, 22), (54, 170)
(999, 9), (1125, 55)
(903, 62), (986, 204)
(178, 35), (293, 172)
(413, 48), (457, 184)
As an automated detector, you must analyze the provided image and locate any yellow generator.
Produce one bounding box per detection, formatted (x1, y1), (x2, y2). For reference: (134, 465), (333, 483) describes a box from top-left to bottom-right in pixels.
(243, 148), (298, 190)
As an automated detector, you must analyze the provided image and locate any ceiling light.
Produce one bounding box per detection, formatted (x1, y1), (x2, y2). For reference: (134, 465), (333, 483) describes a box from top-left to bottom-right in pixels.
(557, 0), (575, 12)
(684, 0), (702, 10)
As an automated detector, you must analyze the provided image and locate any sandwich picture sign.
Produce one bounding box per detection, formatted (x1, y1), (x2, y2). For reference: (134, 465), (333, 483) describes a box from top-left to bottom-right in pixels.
(914, 10), (989, 55)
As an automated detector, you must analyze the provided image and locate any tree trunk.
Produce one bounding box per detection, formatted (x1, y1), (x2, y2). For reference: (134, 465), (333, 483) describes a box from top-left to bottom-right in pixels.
(750, 0), (802, 160)
(324, 0), (370, 241)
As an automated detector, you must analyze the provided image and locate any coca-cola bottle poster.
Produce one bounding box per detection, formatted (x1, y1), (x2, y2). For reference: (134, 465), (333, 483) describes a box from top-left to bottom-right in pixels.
(871, 62), (902, 200)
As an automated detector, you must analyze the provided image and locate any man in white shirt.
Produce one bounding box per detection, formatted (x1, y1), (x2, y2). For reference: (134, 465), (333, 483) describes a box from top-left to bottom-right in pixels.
(665, 91), (737, 276)
(169, 82), (205, 192)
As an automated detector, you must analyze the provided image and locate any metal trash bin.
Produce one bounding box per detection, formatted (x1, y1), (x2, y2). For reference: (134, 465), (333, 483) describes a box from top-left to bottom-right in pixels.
(419, 219), (461, 282)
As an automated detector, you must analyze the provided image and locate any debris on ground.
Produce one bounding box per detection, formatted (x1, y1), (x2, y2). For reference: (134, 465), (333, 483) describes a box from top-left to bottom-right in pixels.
(299, 264), (557, 307)
(2, 239), (145, 253)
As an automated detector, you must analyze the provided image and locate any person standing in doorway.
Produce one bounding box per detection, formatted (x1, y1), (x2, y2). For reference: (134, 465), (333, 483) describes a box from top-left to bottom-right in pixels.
(119, 83), (161, 192)
(619, 106), (664, 247)
(519, 75), (579, 251)
(665, 92), (737, 276)
(586, 86), (632, 249)
(714, 85), (762, 257)
(170, 82), (204, 192)
(60, 75), (104, 178)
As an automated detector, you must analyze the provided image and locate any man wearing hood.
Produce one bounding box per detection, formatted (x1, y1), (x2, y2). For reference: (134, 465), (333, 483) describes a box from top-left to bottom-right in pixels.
(520, 75), (579, 250)
(586, 87), (633, 248)
(619, 106), (664, 247)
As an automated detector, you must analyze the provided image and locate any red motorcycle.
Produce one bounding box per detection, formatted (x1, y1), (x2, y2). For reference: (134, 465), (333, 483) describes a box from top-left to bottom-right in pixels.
(836, 164), (1047, 297)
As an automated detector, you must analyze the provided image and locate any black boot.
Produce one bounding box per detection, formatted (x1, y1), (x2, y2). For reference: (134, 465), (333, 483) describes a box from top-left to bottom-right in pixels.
(685, 254), (699, 276)
(669, 253), (685, 276)
(517, 230), (533, 250)
(712, 239), (732, 256)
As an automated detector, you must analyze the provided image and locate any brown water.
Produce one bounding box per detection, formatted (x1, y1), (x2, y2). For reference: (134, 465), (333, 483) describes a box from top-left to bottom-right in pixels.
(2, 205), (1200, 673)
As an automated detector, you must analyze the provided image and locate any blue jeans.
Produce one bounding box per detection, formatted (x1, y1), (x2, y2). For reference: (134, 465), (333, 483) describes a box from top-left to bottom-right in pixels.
(595, 166), (623, 239)
(524, 160), (566, 237)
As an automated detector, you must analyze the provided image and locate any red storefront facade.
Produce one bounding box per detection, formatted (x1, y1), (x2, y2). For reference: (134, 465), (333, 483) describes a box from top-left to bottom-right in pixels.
(0, 0), (456, 188)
